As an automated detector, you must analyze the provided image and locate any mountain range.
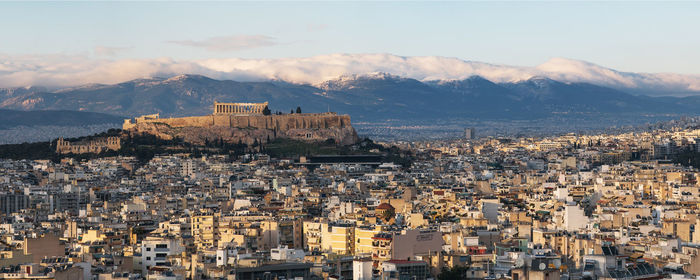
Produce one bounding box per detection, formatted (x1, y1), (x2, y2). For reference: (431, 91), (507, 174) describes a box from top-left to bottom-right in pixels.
(2, 54), (700, 97)
(0, 73), (698, 124)
(0, 109), (122, 129)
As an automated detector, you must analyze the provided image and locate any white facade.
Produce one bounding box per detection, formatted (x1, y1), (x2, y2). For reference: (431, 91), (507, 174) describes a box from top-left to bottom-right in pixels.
(141, 237), (184, 272)
(564, 203), (589, 231)
(270, 245), (305, 262)
(353, 259), (373, 280)
(554, 187), (569, 202)
(216, 247), (238, 266)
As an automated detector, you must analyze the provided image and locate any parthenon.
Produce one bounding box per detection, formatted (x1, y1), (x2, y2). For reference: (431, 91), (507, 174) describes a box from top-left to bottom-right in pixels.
(214, 101), (268, 115)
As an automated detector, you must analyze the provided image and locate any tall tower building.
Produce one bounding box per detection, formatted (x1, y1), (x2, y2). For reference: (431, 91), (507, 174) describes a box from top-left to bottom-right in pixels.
(465, 128), (475, 140)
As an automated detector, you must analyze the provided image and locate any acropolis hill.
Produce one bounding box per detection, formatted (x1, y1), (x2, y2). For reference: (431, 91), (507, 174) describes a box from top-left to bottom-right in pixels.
(122, 102), (359, 146)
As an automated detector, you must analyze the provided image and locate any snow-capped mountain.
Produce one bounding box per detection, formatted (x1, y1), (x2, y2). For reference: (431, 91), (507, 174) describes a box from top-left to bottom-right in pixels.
(1, 74), (698, 122)
(1, 53), (699, 96)
(315, 72), (412, 91)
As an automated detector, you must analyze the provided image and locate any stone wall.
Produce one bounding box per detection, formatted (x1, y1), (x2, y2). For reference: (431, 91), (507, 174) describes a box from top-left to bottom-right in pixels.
(126, 113), (351, 130)
(124, 113), (358, 146)
(55, 136), (121, 154)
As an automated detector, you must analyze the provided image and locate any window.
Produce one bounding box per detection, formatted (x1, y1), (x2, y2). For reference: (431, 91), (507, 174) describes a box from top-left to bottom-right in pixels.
(146, 257), (151, 260)
(156, 244), (168, 249)
(146, 248), (151, 251)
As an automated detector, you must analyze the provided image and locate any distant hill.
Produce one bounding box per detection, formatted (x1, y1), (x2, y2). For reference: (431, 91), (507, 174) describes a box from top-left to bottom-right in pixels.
(4, 54), (700, 97)
(0, 109), (123, 129)
(0, 73), (698, 141)
(1, 74), (698, 121)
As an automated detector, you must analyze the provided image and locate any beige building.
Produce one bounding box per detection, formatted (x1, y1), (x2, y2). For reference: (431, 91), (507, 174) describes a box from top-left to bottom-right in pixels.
(303, 221), (323, 252)
(370, 229), (443, 262)
(192, 215), (218, 249)
(55, 136), (121, 154)
(355, 225), (384, 256)
(328, 223), (355, 255)
(662, 218), (693, 242)
(24, 234), (66, 263)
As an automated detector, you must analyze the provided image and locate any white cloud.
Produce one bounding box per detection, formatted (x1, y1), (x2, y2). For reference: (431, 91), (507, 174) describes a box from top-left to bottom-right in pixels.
(169, 35), (277, 52)
(0, 53), (699, 94)
(0, 54), (215, 88)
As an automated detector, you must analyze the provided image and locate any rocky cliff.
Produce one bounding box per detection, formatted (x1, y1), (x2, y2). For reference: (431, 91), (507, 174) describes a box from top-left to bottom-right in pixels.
(125, 113), (359, 146)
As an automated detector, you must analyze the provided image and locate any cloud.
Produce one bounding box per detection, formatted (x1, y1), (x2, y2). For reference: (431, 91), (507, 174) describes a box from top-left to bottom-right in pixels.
(0, 54), (215, 89)
(0, 53), (699, 94)
(93, 46), (130, 56)
(169, 35), (277, 52)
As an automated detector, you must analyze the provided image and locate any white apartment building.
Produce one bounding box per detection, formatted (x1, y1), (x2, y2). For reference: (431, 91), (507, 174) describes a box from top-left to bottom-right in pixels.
(140, 236), (185, 272)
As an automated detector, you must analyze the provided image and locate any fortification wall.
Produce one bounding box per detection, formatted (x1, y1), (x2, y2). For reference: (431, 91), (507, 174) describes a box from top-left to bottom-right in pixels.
(55, 136), (121, 154)
(124, 113), (358, 146)
(130, 113), (350, 130)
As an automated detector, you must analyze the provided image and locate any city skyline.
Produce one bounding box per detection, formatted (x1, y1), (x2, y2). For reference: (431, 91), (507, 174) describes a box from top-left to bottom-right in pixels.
(2, 2), (700, 280)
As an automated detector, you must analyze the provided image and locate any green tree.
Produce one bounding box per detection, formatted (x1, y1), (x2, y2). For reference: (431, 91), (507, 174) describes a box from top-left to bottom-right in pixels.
(262, 105), (271, 115)
(296, 106), (302, 114)
(381, 208), (395, 223)
(438, 266), (468, 280)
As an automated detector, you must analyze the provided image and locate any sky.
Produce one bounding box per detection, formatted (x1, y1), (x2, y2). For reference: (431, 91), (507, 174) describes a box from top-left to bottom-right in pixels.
(0, 1), (699, 88)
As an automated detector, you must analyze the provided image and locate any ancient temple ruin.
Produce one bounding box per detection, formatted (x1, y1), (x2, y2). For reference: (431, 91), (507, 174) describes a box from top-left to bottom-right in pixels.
(213, 102), (268, 115)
